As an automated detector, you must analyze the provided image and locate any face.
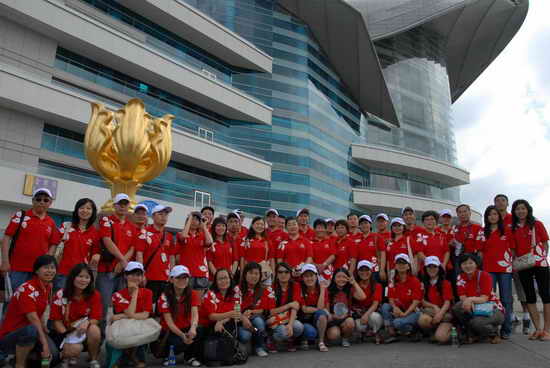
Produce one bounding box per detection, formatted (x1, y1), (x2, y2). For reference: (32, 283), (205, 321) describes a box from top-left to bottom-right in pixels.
(494, 197), (508, 212)
(245, 268), (261, 286)
(314, 223), (327, 237)
(335, 224), (347, 237)
(334, 271), (349, 287)
(153, 211), (168, 226)
(297, 212), (309, 226)
(460, 258), (477, 274)
(514, 203), (528, 220)
(216, 270), (231, 290)
(423, 216), (437, 231)
(277, 267), (291, 283)
(302, 271), (317, 287)
(359, 221), (371, 233)
(227, 217), (240, 232)
(376, 219), (388, 232)
(357, 267), (371, 281)
(125, 271), (144, 285)
(252, 219), (265, 234)
(214, 222), (227, 237)
(114, 201), (130, 217)
(487, 209), (500, 225)
(327, 222), (335, 233)
(456, 206), (471, 223)
(189, 215), (201, 228)
(403, 211), (416, 225)
(36, 263), (56, 282)
(171, 275), (189, 289)
(133, 209), (148, 226)
(32, 194), (52, 213)
(347, 215), (358, 228)
(426, 265), (439, 278)
(286, 219), (299, 235)
(392, 223), (404, 235)
(276, 217), (286, 229)
(440, 215), (452, 226)
(78, 202), (93, 222)
(266, 213), (278, 227)
(395, 260), (410, 273)
(201, 209), (214, 223)
(74, 269), (91, 290)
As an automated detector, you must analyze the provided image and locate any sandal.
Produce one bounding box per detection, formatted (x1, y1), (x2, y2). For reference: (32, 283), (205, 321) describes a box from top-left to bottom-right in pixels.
(539, 331), (550, 341)
(318, 342), (328, 352)
(529, 330), (542, 340)
(490, 336), (502, 344)
(375, 334), (382, 345)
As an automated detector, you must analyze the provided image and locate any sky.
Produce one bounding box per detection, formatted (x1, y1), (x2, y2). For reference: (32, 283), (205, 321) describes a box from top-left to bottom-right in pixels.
(453, 0), (550, 226)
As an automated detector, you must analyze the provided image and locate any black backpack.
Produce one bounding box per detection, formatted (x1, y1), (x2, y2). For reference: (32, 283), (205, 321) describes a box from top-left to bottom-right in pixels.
(203, 322), (248, 366)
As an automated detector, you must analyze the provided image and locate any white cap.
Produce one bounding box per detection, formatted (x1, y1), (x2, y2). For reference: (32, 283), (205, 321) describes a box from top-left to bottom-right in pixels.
(265, 208), (279, 216)
(359, 215), (372, 223)
(325, 218), (335, 224)
(390, 217), (406, 226)
(170, 265), (190, 278)
(152, 204), (172, 215)
(114, 193), (130, 204)
(228, 211), (241, 221)
(125, 261), (144, 272)
(134, 204), (148, 213)
(375, 213), (389, 221)
(439, 209), (453, 217)
(425, 256), (442, 267)
(233, 209), (243, 215)
(32, 187), (53, 198)
(300, 263), (318, 275)
(357, 260), (375, 270)
(296, 208), (310, 217)
(394, 253), (411, 264)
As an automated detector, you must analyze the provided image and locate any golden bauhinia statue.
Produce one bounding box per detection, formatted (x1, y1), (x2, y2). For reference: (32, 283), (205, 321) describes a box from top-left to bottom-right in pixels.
(84, 98), (174, 212)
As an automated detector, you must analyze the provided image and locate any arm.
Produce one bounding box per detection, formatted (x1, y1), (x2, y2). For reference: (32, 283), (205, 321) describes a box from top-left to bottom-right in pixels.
(361, 301), (380, 322)
(349, 258), (357, 274)
(102, 237), (126, 263)
(270, 301), (299, 315)
(26, 312), (51, 358)
(208, 261), (216, 277)
(52, 320), (68, 334)
(403, 300), (420, 316)
(0, 235), (11, 271)
(163, 312), (186, 338)
(379, 251), (386, 281)
(202, 223), (213, 247)
(181, 217), (191, 238)
(351, 280), (366, 301)
(136, 251), (144, 265)
(442, 251), (450, 270)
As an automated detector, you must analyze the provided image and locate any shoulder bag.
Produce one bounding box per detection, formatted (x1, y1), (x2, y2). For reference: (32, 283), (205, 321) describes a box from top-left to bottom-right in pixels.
(512, 224), (537, 272)
(472, 271), (495, 317)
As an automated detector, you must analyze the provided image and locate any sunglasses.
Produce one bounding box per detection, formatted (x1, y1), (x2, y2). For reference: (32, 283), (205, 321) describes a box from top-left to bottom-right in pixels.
(34, 197), (51, 203)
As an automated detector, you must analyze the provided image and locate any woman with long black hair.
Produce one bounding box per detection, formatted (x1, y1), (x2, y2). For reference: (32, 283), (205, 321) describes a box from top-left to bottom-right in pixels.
(51, 264), (102, 368)
(54, 198), (99, 291)
(240, 217), (272, 282)
(417, 257), (453, 343)
(511, 199), (550, 341)
(352, 260), (383, 344)
(203, 268), (241, 332)
(207, 217), (238, 280)
(298, 264), (329, 351)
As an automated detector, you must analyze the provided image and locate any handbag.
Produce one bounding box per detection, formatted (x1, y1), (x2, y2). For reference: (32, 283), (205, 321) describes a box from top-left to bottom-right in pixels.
(54, 222), (72, 263)
(8, 209), (26, 259)
(513, 225), (537, 271)
(106, 317), (161, 349)
(472, 271), (495, 317)
(406, 237), (418, 276)
(100, 220), (116, 263)
(203, 321), (248, 366)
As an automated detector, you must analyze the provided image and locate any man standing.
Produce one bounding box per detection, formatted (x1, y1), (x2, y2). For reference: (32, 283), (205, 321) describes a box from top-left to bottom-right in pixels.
(453, 204), (482, 255)
(131, 203), (149, 230)
(1, 188), (61, 290)
(494, 194), (513, 229)
(402, 206), (427, 239)
(296, 208), (315, 241)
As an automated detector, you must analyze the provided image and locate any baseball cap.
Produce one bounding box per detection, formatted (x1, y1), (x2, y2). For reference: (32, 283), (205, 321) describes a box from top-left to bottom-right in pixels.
(300, 264), (318, 275)
(233, 209), (243, 215)
(394, 253), (411, 264)
(170, 265), (190, 278)
(359, 215), (372, 223)
(265, 208), (279, 216)
(125, 261), (144, 272)
(134, 204), (148, 213)
(114, 193), (130, 204)
(375, 213), (389, 222)
(401, 206), (415, 216)
(227, 212), (240, 221)
(325, 218), (335, 224)
(390, 217), (406, 226)
(32, 188), (53, 198)
(152, 204), (172, 215)
(439, 209), (453, 217)
(296, 208), (310, 217)
(357, 260), (375, 270)
(425, 256), (441, 267)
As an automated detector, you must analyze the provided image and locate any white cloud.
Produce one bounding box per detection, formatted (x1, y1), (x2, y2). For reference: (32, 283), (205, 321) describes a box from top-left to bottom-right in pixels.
(454, 0), (550, 226)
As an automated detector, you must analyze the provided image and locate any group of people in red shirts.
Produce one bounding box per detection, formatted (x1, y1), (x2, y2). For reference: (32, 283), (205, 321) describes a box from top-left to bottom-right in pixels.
(0, 189), (549, 368)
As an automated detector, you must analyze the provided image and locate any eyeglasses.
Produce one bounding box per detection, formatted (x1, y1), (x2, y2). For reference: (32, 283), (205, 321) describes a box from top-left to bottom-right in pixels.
(277, 270), (290, 274)
(34, 197), (51, 203)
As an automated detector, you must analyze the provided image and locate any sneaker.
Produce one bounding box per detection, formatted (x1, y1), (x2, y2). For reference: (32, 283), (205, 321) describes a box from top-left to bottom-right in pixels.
(266, 339), (277, 353)
(69, 358), (78, 366)
(255, 348), (268, 358)
(523, 319), (531, 335)
(162, 358), (170, 367)
(186, 358), (202, 367)
(501, 332), (511, 340)
(287, 340), (297, 352)
(300, 340), (309, 351)
(342, 338), (351, 347)
(89, 360), (101, 368)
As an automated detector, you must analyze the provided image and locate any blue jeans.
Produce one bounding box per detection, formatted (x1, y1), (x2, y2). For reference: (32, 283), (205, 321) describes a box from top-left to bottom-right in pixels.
(381, 303), (420, 333)
(0, 325), (59, 360)
(489, 272), (513, 335)
(238, 316), (266, 350)
(53, 274), (67, 292)
(96, 272), (123, 325)
(302, 310), (329, 340)
(272, 320), (304, 342)
(9, 271), (33, 292)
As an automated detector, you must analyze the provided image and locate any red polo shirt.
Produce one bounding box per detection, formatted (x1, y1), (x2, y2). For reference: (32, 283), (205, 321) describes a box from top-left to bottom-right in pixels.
(415, 231), (450, 268)
(479, 229), (515, 273)
(273, 282), (303, 307)
(239, 226), (248, 239)
(136, 225), (173, 281)
(240, 237), (270, 264)
(311, 237), (335, 264)
(425, 280), (453, 307)
(511, 221), (549, 267)
(207, 240), (237, 273)
(404, 225), (428, 238)
(158, 290), (201, 330)
(98, 215), (138, 273)
(388, 274), (422, 310)
(176, 230), (210, 278)
(241, 286), (276, 311)
(226, 232), (243, 260)
(385, 236), (417, 270)
(201, 287), (242, 326)
(453, 222), (483, 254)
(276, 236), (313, 269)
(113, 287), (153, 314)
(333, 236), (357, 269)
(266, 228), (289, 259)
(353, 282), (382, 311)
(5, 210), (62, 272)
(356, 232), (384, 272)
(0, 277), (52, 338)
(57, 225), (99, 275)
(301, 286), (328, 308)
(503, 213), (513, 229)
(299, 226), (316, 241)
(51, 289), (102, 323)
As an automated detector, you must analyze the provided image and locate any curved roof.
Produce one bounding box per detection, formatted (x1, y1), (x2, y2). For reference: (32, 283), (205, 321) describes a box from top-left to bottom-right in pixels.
(279, 0), (529, 125)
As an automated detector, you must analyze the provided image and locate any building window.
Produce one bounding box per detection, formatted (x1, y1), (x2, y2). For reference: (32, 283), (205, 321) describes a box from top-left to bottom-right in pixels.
(194, 190), (211, 208)
(198, 127), (214, 142)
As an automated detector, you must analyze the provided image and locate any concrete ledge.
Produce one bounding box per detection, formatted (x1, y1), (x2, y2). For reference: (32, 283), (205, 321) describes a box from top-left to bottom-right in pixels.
(351, 143), (470, 187)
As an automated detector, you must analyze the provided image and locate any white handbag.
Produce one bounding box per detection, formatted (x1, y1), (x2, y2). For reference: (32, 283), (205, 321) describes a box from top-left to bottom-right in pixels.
(106, 318), (161, 349)
(513, 225), (537, 272)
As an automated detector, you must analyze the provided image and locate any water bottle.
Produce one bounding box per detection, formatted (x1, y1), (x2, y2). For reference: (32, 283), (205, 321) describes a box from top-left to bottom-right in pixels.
(168, 345), (176, 366)
(40, 358), (50, 368)
(234, 302), (241, 321)
(451, 327), (459, 347)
